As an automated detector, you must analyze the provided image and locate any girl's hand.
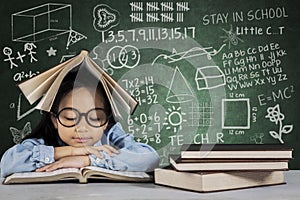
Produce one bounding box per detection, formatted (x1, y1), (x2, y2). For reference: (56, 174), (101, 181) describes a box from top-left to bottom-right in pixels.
(54, 145), (119, 160)
(36, 156), (90, 172)
(71, 145), (119, 158)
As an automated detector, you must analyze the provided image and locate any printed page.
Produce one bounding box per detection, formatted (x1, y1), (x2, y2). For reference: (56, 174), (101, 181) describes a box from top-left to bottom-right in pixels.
(7, 168), (81, 178)
(84, 166), (150, 178)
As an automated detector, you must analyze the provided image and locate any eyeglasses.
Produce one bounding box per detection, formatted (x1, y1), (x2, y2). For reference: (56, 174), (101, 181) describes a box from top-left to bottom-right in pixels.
(53, 107), (109, 128)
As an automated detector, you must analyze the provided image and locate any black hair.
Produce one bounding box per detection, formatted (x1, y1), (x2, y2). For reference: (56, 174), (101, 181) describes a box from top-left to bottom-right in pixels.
(23, 64), (116, 146)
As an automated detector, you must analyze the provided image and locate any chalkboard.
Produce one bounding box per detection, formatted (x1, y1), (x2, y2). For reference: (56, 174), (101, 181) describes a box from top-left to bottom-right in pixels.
(0, 0), (299, 169)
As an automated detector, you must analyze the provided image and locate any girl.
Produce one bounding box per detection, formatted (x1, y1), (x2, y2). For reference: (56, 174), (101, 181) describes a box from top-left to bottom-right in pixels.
(1, 66), (160, 177)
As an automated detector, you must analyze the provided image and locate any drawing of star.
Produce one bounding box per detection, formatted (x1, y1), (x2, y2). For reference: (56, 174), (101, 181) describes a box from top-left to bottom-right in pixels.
(46, 47), (57, 56)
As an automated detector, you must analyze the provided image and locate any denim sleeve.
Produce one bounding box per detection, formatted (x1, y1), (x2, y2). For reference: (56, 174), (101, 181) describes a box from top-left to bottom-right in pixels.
(0, 138), (54, 177)
(89, 123), (160, 172)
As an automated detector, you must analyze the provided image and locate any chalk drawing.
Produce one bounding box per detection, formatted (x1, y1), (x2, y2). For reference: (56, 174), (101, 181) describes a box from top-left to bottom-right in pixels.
(60, 54), (75, 63)
(220, 25), (243, 49)
(152, 44), (226, 65)
(195, 66), (226, 90)
(189, 102), (213, 127)
(16, 93), (36, 121)
(130, 2), (190, 22)
(93, 4), (120, 32)
(66, 28), (87, 50)
(16, 51), (26, 63)
(3, 47), (18, 69)
(10, 122), (32, 144)
(222, 98), (250, 129)
(250, 133), (264, 144)
(265, 104), (293, 144)
(3, 44), (39, 68)
(12, 3), (86, 49)
(107, 45), (140, 69)
(166, 66), (195, 103)
(24, 43), (37, 63)
(176, 2), (189, 11)
(46, 47), (57, 57)
(163, 106), (187, 133)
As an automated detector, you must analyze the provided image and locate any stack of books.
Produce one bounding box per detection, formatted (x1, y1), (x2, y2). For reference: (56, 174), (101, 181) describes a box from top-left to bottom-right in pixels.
(155, 144), (293, 192)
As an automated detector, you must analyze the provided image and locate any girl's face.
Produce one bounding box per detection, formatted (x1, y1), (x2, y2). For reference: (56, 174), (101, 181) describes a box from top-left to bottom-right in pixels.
(51, 87), (107, 147)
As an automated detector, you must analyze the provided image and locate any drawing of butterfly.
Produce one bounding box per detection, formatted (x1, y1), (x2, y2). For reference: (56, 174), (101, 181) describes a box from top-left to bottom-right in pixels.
(9, 122), (32, 144)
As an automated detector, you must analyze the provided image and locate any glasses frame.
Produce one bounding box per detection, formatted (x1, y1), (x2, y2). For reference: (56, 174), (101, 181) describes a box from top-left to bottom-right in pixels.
(53, 107), (110, 128)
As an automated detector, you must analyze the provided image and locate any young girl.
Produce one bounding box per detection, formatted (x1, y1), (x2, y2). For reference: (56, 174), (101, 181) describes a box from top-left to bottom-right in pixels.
(0, 66), (160, 178)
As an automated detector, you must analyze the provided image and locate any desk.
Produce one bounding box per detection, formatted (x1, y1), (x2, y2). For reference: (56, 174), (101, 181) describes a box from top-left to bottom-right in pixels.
(0, 171), (299, 200)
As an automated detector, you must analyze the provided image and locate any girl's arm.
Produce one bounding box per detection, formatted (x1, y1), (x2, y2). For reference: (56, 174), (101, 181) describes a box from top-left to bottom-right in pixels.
(89, 123), (160, 172)
(35, 145), (119, 172)
(54, 145), (118, 160)
(0, 138), (54, 177)
(0, 138), (121, 177)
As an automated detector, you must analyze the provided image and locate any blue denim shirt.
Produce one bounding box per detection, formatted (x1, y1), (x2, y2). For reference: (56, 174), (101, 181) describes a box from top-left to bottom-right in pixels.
(0, 123), (160, 177)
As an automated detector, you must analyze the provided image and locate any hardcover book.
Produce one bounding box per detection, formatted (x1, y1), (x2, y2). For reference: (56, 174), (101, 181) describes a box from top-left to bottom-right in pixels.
(169, 155), (289, 171)
(180, 144), (293, 159)
(154, 168), (285, 193)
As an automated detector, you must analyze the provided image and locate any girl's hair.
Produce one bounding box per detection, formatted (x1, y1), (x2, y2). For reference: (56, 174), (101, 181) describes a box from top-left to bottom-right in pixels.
(23, 65), (116, 146)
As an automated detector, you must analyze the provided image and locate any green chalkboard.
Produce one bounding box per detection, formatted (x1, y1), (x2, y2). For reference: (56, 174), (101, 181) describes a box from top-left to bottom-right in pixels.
(0, 0), (299, 168)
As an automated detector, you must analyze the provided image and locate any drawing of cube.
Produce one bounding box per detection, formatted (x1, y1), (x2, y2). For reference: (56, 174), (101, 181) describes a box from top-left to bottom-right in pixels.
(222, 98), (250, 129)
(195, 66), (225, 90)
(12, 3), (71, 42)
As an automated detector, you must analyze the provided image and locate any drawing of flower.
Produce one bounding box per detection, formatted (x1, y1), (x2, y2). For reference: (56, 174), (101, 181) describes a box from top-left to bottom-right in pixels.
(265, 104), (293, 144)
(265, 104), (285, 124)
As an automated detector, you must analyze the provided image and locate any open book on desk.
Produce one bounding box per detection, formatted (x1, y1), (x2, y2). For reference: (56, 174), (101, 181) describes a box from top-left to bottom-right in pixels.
(2, 166), (152, 184)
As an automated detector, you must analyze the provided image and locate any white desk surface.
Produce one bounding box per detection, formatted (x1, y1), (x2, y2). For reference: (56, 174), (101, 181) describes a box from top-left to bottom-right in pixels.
(0, 170), (299, 200)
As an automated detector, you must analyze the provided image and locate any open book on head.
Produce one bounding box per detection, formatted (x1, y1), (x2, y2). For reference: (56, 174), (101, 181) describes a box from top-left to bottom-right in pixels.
(18, 50), (138, 120)
(2, 166), (152, 184)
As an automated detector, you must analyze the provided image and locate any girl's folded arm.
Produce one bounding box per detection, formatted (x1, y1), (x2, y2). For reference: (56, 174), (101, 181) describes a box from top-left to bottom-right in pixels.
(89, 146), (160, 172)
(0, 138), (54, 177)
(90, 123), (160, 172)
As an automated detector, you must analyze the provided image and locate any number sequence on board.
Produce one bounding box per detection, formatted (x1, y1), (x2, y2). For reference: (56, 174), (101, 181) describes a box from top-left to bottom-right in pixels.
(101, 27), (196, 43)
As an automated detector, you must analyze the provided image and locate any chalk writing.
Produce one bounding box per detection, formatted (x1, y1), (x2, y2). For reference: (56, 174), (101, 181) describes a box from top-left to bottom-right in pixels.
(202, 6), (288, 25)
(222, 42), (289, 91)
(107, 45), (140, 69)
(258, 85), (295, 106)
(101, 27), (196, 43)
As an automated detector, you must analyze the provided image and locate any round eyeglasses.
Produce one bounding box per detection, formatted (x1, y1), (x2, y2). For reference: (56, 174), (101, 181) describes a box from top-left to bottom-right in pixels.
(53, 107), (109, 128)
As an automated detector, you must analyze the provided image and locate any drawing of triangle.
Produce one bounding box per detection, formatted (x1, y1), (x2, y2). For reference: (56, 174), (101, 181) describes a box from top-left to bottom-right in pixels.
(66, 29), (87, 49)
(16, 93), (36, 121)
(166, 66), (195, 103)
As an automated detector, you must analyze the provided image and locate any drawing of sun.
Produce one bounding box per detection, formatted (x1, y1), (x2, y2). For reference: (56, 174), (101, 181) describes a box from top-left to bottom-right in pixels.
(163, 106), (186, 133)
